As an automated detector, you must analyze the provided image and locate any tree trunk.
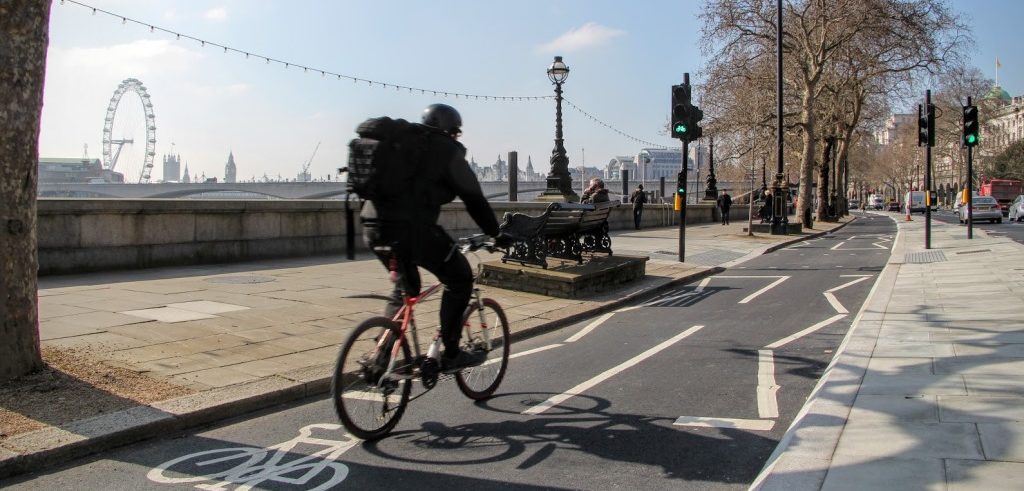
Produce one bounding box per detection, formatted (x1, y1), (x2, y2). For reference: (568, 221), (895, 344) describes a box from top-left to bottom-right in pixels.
(817, 137), (832, 220)
(798, 90), (817, 228)
(0, 0), (51, 380)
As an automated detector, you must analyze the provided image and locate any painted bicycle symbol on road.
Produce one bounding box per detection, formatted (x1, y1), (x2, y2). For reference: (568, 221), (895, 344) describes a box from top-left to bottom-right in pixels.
(147, 423), (357, 490)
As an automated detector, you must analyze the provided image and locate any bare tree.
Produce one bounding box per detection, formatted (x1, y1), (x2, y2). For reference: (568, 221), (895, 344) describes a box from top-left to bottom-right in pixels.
(1, 0), (51, 380)
(701, 0), (969, 226)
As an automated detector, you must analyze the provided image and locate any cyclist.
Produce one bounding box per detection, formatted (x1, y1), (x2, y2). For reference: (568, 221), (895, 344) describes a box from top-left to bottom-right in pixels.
(360, 103), (511, 372)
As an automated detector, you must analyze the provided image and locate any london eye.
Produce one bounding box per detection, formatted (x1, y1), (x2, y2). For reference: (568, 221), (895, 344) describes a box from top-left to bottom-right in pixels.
(102, 78), (156, 183)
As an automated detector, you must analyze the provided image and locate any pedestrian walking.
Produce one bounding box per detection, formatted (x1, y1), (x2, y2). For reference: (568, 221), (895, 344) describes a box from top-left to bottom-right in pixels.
(630, 184), (647, 230)
(717, 189), (732, 225)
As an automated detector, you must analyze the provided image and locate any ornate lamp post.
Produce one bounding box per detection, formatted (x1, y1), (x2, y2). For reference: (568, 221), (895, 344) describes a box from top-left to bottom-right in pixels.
(537, 56), (579, 202)
(704, 136), (718, 201)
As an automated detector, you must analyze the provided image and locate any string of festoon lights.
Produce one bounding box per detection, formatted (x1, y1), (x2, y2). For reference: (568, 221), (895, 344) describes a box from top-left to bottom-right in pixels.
(62, 0), (677, 150)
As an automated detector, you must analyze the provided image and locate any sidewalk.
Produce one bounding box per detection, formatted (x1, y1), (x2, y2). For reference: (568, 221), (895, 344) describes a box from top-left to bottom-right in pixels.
(0, 216), (849, 478)
(753, 213), (1024, 490)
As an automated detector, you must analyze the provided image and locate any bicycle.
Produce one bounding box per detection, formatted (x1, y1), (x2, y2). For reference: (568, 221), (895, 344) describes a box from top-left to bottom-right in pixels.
(331, 234), (511, 440)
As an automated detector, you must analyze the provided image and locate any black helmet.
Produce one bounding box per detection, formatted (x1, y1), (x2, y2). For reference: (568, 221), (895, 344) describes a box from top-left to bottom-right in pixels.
(421, 103), (462, 136)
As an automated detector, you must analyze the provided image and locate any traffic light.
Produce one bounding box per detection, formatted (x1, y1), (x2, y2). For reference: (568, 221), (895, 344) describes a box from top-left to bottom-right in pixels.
(963, 104), (979, 147)
(917, 103), (935, 147)
(671, 84), (690, 139)
(676, 172), (687, 195)
(689, 105), (704, 141)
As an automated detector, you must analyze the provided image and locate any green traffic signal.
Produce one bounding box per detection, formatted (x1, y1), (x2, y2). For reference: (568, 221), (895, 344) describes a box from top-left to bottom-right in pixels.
(966, 134), (978, 145)
(674, 124), (687, 134)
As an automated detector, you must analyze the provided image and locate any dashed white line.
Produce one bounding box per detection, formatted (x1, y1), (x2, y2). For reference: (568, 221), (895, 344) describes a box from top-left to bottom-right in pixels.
(523, 325), (705, 415)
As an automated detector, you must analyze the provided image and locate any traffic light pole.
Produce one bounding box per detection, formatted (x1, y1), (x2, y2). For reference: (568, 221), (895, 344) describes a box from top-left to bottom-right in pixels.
(679, 140), (688, 262)
(925, 90), (932, 249)
(967, 96), (974, 240)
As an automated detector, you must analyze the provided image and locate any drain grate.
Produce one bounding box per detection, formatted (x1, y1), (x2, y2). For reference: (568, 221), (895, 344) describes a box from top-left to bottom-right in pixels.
(956, 249), (991, 255)
(904, 250), (947, 264)
(206, 275), (277, 284)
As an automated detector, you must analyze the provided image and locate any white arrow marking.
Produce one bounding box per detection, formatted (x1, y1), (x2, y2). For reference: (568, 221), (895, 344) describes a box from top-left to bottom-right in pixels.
(738, 276), (790, 304)
(764, 314), (847, 349)
(523, 325), (705, 415)
(564, 313), (615, 343)
(673, 416), (775, 431)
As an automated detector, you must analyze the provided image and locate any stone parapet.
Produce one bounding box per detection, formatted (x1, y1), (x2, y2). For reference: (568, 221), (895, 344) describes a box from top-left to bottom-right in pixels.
(37, 199), (745, 275)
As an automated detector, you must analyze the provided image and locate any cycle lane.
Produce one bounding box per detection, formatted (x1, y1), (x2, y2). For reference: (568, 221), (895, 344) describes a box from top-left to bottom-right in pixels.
(1, 219), (877, 489)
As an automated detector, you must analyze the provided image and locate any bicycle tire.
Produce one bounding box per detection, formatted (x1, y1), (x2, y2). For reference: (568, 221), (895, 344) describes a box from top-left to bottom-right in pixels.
(331, 317), (412, 440)
(456, 298), (510, 400)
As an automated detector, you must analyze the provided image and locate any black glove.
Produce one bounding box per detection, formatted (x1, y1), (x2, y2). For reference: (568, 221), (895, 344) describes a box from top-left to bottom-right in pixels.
(493, 232), (516, 249)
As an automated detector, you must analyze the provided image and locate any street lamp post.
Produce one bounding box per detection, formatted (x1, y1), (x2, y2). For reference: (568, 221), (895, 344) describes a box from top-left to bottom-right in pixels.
(537, 56), (579, 202)
(704, 136), (718, 201)
(771, 0), (789, 234)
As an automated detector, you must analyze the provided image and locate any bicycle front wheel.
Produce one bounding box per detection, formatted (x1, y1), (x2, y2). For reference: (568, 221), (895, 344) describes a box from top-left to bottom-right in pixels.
(456, 298), (510, 400)
(331, 317), (412, 440)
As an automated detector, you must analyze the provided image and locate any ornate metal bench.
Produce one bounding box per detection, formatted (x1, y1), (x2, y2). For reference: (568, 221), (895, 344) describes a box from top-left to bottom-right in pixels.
(498, 201), (618, 268)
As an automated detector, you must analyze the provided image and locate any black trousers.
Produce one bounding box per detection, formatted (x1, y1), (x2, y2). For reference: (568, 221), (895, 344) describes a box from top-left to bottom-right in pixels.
(364, 222), (473, 354)
(633, 206), (643, 229)
(721, 207), (730, 224)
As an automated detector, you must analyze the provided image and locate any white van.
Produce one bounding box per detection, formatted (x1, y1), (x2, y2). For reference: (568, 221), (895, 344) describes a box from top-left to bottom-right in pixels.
(904, 191), (936, 213)
(869, 195), (884, 210)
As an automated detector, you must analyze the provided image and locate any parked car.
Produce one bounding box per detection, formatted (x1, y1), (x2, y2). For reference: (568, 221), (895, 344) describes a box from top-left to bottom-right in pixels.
(958, 195), (1002, 224)
(849, 198), (861, 209)
(1009, 194), (1024, 222)
(886, 201), (902, 212)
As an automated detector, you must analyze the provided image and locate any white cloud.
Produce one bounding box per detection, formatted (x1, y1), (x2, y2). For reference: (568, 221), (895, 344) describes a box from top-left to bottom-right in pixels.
(52, 39), (201, 76)
(538, 22), (625, 53)
(204, 7), (228, 22)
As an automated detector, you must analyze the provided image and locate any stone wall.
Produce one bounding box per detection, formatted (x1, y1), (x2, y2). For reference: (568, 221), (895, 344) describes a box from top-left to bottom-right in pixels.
(37, 198), (747, 275)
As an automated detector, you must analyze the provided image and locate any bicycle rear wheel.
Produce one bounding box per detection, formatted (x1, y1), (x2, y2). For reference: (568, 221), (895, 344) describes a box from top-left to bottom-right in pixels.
(456, 298), (510, 400)
(331, 317), (412, 440)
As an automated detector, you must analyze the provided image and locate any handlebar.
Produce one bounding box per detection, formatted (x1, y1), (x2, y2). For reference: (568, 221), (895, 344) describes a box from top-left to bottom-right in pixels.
(458, 234), (497, 253)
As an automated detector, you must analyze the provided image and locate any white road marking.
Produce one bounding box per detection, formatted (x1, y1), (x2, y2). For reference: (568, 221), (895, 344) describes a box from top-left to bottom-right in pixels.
(840, 274), (872, 277)
(827, 276), (872, 293)
(695, 277), (712, 293)
(823, 292), (848, 313)
(830, 241), (846, 250)
(738, 276), (790, 304)
(764, 314), (847, 349)
(757, 349), (780, 418)
(523, 325), (705, 415)
(488, 343), (563, 364)
(565, 313), (615, 343)
(672, 416), (775, 431)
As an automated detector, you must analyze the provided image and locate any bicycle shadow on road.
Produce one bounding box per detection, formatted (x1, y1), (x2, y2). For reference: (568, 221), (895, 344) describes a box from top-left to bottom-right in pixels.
(363, 392), (780, 486)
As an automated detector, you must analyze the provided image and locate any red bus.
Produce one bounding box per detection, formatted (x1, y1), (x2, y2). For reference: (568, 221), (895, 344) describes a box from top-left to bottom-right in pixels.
(980, 178), (1023, 216)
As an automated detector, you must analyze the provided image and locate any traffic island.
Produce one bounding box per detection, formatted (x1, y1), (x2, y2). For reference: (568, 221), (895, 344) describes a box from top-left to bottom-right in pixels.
(478, 255), (648, 299)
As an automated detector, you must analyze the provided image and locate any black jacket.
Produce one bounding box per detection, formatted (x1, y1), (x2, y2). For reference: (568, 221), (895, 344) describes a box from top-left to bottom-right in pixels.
(630, 189), (647, 209)
(361, 125), (499, 237)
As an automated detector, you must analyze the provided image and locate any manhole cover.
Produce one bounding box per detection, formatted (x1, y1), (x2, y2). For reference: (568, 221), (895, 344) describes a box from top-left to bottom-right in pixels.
(904, 251), (947, 264)
(205, 275), (278, 284)
(956, 249), (991, 255)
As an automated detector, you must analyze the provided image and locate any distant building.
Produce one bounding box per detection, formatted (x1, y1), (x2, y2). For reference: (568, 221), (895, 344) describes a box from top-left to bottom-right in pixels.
(162, 153), (181, 183)
(874, 113), (915, 146)
(38, 158), (124, 183)
(225, 151), (237, 183)
(983, 87), (1023, 153)
(182, 163), (191, 183)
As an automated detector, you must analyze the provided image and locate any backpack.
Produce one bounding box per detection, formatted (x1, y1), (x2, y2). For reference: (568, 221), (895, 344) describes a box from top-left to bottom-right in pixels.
(345, 117), (427, 203)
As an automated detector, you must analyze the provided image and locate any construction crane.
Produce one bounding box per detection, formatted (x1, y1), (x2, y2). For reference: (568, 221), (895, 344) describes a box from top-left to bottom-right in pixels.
(298, 141), (320, 182)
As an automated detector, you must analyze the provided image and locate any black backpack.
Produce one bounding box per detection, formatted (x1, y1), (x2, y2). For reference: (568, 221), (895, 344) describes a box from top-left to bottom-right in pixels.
(345, 117), (427, 202)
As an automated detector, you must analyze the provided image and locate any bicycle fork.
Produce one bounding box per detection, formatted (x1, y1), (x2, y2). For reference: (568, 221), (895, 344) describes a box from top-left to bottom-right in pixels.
(468, 287), (493, 351)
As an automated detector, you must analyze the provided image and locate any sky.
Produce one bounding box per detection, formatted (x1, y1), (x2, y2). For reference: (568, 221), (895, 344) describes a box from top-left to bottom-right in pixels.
(39, 0), (1022, 183)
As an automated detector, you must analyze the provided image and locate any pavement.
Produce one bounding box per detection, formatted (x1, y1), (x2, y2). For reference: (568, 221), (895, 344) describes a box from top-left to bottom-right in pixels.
(753, 212), (1024, 490)
(0, 215), (847, 479)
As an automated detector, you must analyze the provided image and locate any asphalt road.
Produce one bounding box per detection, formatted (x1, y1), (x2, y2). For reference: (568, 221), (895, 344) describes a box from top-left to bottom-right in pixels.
(922, 208), (1024, 246)
(2, 213), (897, 491)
